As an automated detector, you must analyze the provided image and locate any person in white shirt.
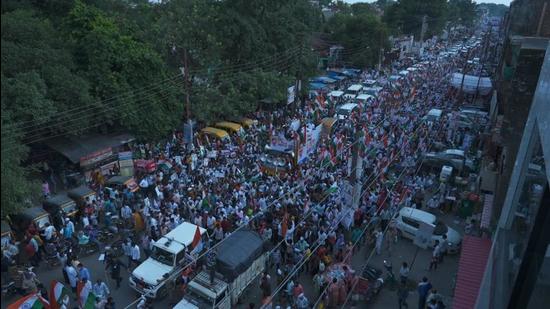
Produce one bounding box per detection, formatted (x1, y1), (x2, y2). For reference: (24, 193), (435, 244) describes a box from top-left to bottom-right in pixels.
(93, 279), (110, 300)
(130, 242), (140, 270)
(42, 223), (56, 242)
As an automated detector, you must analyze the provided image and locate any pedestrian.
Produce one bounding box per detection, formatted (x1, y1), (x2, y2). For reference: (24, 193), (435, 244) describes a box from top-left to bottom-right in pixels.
(399, 262), (410, 284)
(21, 267), (39, 294)
(65, 263), (78, 294)
(438, 235), (448, 263)
(109, 258), (123, 288)
(105, 296), (115, 309)
(429, 240), (441, 271)
(122, 239), (132, 268)
(79, 278), (93, 307)
(93, 279), (110, 301)
(141, 234), (152, 258)
(397, 283), (409, 309)
(427, 289), (443, 306)
(260, 272), (272, 299)
(78, 263), (91, 282)
(130, 242), (141, 270)
(417, 277), (433, 309)
(375, 230), (384, 255)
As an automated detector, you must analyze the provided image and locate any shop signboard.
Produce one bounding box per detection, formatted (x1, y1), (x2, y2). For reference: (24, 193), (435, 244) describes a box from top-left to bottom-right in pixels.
(80, 148), (113, 167)
(118, 151), (134, 176)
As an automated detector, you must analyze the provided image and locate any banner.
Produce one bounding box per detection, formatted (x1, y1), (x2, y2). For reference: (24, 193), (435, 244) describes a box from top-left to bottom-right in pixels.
(297, 124), (323, 163)
(287, 85), (296, 104)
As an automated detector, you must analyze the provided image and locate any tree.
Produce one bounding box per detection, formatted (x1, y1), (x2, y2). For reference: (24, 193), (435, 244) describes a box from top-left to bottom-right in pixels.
(383, 0), (448, 38)
(448, 0), (477, 26)
(324, 11), (389, 68)
(1, 110), (40, 217)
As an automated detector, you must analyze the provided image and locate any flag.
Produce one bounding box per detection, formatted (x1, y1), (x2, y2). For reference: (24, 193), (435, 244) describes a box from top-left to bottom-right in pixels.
(191, 226), (203, 253)
(50, 280), (69, 309)
(77, 281), (95, 309)
(7, 293), (49, 309)
(281, 213), (288, 239)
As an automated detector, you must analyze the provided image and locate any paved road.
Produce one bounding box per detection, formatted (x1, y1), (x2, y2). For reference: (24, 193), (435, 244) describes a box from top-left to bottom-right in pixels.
(1, 215), (463, 309)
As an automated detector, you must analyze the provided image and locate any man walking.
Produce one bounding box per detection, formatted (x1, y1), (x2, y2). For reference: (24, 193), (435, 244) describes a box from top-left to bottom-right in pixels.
(397, 283), (409, 309)
(130, 242), (141, 270)
(417, 277), (433, 309)
(429, 240), (441, 271)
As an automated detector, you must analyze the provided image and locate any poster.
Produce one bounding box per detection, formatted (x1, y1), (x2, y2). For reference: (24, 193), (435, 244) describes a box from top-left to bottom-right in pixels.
(287, 85), (296, 104)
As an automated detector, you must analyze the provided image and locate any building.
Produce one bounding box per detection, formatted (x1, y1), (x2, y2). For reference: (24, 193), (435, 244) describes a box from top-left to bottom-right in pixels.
(472, 0), (550, 308)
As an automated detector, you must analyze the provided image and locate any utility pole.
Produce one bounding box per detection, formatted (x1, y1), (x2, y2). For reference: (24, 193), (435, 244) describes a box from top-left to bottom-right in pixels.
(350, 127), (364, 209)
(419, 15), (428, 57)
(180, 48), (193, 147)
(378, 31), (384, 72)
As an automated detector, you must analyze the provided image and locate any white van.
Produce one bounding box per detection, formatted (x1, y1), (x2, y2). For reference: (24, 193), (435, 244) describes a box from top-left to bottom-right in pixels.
(129, 222), (208, 298)
(344, 84), (363, 99)
(336, 103), (358, 120)
(426, 109), (443, 123)
(394, 207), (462, 254)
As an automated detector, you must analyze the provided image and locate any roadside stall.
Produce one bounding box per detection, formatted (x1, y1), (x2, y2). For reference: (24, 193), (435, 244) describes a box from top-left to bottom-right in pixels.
(46, 132), (135, 183)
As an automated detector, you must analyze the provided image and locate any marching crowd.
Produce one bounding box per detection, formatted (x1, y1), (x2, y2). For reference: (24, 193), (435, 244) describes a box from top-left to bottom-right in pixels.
(1, 33), (481, 309)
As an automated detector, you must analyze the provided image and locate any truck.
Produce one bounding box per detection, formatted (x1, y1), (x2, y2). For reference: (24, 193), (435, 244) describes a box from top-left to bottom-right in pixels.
(174, 229), (268, 309)
(260, 120), (323, 176)
(129, 222), (207, 298)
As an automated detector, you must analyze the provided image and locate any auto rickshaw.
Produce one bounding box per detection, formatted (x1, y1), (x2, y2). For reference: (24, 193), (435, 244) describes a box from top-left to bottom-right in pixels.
(235, 117), (257, 129)
(214, 121), (245, 136)
(7, 207), (52, 239)
(43, 193), (78, 227)
(200, 127), (231, 144)
(68, 185), (97, 221)
(105, 175), (139, 194)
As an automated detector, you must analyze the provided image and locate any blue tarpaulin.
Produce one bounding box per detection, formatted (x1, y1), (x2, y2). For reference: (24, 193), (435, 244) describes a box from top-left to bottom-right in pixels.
(309, 82), (328, 90)
(312, 76), (337, 84)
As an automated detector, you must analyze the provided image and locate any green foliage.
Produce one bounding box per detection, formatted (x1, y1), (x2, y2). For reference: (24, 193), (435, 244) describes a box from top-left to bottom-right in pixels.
(448, 0), (477, 26)
(383, 0), (448, 38)
(324, 8), (389, 68)
(1, 112), (40, 218)
(477, 3), (508, 18)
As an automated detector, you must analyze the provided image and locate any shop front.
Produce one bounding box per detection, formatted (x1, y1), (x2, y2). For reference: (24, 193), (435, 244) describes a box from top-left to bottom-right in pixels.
(46, 132), (135, 185)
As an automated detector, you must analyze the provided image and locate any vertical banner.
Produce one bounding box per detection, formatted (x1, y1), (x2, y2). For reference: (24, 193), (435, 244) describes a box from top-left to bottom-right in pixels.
(118, 151), (134, 176)
(287, 85), (296, 105)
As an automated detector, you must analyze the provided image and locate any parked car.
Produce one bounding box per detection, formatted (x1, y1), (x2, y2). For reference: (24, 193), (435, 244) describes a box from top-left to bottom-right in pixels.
(393, 207), (462, 254)
(423, 149), (475, 172)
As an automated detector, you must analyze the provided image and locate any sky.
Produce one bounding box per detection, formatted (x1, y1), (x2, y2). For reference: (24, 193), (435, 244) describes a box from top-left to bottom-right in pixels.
(344, 0), (512, 5)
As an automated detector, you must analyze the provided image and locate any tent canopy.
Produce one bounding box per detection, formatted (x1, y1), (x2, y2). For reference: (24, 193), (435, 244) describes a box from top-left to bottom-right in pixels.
(47, 133), (135, 164)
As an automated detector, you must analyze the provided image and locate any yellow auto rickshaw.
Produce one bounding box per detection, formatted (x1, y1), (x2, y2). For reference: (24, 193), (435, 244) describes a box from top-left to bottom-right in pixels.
(44, 193), (78, 219)
(237, 117), (257, 129)
(214, 121), (244, 136)
(200, 127), (231, 143)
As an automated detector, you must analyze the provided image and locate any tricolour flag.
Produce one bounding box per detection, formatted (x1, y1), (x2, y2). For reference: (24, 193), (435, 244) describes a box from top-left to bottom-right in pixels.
(77, 281), (95, 309)
(8, 293), (50, 309)
(50, 280), (69, 309)
(191, 226), (203, 254)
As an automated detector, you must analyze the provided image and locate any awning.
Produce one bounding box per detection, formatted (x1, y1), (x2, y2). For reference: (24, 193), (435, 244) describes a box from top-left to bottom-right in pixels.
(309, 82), (329, 90)
(453, 236), (492, 309)
(312, 76), (337, 84)
(47, 132), (135, 164)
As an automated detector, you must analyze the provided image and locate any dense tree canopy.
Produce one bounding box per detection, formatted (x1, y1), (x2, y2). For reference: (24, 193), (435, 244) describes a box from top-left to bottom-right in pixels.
(0, 0), (481, 215)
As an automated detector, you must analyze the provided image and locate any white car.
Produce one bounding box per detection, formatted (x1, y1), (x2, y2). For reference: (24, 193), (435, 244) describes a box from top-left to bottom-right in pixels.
(393, 207), (462, 254)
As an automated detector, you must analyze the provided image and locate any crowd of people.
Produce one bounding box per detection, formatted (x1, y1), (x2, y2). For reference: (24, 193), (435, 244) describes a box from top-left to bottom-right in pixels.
(1, 31), (483, 309)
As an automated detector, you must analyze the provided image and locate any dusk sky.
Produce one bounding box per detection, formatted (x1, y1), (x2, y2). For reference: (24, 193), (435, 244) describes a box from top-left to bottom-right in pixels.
(344, 0), (512, 5)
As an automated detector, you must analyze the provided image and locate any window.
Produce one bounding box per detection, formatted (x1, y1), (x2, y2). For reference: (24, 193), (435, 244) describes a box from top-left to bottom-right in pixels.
(402, 217), (420, 229)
